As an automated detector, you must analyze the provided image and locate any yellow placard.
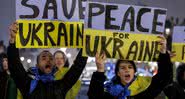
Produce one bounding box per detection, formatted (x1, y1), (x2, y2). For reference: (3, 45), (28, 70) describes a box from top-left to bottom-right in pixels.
(16, 20), (84, 48)
(83, 29), (161, 61)
(171, 43), (185, 62)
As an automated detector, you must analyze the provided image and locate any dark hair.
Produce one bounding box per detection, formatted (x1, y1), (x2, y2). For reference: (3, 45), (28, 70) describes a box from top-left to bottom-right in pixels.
(113, 59), (136, 83)
(36, 50), (50, 64)
(0, 53), (8, 59)
(0, 53), (8, 71)
(176, 63), (185, 87)
(53, 50), (69, 67)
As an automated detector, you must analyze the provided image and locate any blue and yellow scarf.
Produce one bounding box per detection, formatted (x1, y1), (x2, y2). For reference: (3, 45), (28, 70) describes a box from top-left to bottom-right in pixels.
(104, 76), (152, 99)
(29, 67), (56, 94)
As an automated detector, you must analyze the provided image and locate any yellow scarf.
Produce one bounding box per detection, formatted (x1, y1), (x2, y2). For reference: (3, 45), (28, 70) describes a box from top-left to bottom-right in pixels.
(129, 76), (152, 96)
(17, 89), (23, 99)
(54, 67), (81, 99)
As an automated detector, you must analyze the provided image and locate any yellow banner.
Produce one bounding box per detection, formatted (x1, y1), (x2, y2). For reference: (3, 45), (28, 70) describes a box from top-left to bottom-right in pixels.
(16, 20), (84, 48)
(171, 43), (185, 62)
(83, 29), (161, 61)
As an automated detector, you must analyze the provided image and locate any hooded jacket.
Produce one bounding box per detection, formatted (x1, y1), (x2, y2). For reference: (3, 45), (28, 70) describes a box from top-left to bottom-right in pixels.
(0, 53), (17, 99)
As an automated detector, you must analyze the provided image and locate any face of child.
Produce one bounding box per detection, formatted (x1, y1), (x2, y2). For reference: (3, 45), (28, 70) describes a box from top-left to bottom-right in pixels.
(54, 52), (65, 69)
(117, 62), (135, 85)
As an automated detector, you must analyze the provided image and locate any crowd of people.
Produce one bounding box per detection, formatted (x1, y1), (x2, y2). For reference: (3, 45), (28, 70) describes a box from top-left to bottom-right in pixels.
(0, 21), (184, 99)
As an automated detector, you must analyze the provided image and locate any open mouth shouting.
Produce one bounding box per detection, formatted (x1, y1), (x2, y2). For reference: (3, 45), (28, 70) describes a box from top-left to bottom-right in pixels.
(124, 74), (131, 81)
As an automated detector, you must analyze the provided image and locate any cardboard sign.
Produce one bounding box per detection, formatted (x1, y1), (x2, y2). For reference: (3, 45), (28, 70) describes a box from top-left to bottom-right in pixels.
(83, 29), (161, 61)
(16, 0), (87, 21)
(171, 26), (185, 62)
(16, 20), (83, 48)
(16, 0), (87, 48)
(83, 1), (166, 61)
(85, 1), (167, 34)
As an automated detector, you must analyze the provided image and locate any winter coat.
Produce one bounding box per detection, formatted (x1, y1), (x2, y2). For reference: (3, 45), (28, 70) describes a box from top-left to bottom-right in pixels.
(88, 52), (173, 99)
(7, 43), (87, 99)
(0, 71), (17, 99)
(164, 63), (185, 99)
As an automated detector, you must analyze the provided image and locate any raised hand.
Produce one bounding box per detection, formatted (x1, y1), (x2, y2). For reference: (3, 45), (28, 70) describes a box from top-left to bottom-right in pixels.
(9, 22), (18, 43)
(168, 51), (176, 58)
(157, 35), (167, 54)
(95, 52), (106, 72)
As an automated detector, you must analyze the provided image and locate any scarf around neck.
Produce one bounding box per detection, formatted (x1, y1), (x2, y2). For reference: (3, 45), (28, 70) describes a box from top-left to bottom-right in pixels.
(104, 76), (136, 99)
(29, 67), (56, 94)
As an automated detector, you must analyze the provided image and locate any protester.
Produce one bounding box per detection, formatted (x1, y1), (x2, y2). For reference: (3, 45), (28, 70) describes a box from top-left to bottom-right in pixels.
(7, 22), (87, 99)
(54, 50), (81, 99)
(88, 35), (173, 99)
(164, 63), (185, 99)
(0, 53), (17, 99)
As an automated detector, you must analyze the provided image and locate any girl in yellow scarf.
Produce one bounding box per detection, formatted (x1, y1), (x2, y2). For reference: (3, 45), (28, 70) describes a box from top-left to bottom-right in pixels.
(54, 50), (81, 99)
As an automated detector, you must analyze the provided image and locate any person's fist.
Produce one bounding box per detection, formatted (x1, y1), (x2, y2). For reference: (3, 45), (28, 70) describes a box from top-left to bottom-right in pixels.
(157, 35), (167, 54)
(9, 22), (18, 43)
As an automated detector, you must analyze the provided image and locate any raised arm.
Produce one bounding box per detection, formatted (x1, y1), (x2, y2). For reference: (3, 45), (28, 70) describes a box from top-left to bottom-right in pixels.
(88, 52), (110, 99)
(135, 35), (173, 98)
(8, 22), (31, 96)
(56, 49), (87, 93)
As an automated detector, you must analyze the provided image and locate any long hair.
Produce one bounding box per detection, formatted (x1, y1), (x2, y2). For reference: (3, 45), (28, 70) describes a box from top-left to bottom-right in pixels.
(0, 53), (8, 71)
(53, 50), (69, 67)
